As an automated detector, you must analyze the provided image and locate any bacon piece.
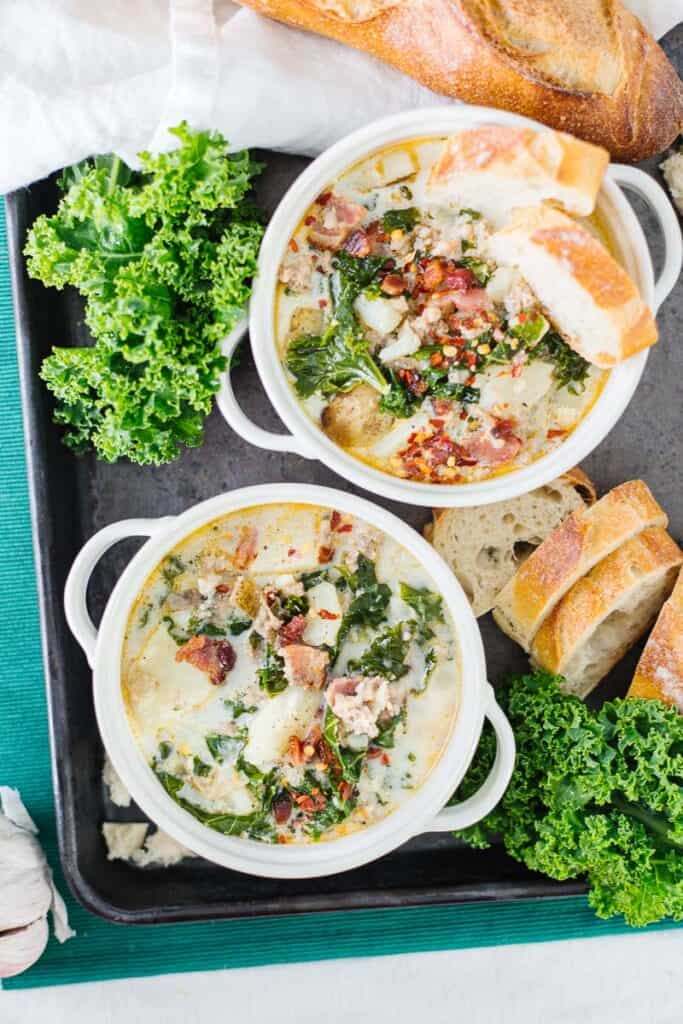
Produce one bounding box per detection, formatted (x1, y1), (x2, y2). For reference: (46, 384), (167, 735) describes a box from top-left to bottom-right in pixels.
(278, 614), (307, 646)
(462, 419), (523, 467)
(420, 259), (445, 292)
(443, 267), (477, 291)
(233, 526), (257, 570)
(308, 193), (367, 251)
(175, 635), (236, 685)
(433, 287), (491, 312)
(380, 274), (407, 296)
(287, 735), (305, 766)
(272, 792), (292, 825)
(281, 644), (330, 690)
(344, 229), (371, 258)
(432, 398), (454, 417)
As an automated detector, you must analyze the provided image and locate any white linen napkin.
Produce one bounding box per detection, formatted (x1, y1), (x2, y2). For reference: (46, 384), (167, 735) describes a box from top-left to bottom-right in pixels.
(0, 0), (681, 195)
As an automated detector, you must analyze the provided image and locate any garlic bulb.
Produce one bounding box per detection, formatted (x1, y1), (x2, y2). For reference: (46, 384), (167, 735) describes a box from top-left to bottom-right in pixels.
(0, 787), (74, 978)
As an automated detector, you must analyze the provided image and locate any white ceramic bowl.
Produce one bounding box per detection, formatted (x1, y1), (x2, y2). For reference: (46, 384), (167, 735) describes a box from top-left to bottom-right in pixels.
(217, 106), (682, 508)
(64, 483), (514, 879)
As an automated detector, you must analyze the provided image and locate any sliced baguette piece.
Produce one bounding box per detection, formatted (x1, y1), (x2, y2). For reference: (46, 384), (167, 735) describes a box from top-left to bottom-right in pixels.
(531, 528), (683, 698)
(426, 469), (595, 617)
(427, 126), (609, 225)
(487, 205), (658, 368)
(493, 480), (667, 651)
(628, 568), (683, 712)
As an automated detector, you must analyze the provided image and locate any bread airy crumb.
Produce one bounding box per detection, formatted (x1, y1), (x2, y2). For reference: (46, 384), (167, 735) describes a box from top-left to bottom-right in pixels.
(661, 151), (683, 214)
(102, 754), (131, 808)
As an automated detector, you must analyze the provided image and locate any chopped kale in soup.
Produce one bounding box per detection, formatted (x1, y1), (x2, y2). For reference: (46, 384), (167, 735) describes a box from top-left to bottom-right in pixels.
(122, 504), (460, 844)
(276, 139), (607, 484)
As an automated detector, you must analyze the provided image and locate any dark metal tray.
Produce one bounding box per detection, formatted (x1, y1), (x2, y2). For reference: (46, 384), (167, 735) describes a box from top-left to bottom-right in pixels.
(7, 32), (682, 921)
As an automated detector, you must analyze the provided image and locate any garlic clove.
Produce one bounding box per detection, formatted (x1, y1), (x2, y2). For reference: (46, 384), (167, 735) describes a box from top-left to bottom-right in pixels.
(0, 786), (74, 976)
(0, 815), (53, 931)
(0, 917), (49, 979)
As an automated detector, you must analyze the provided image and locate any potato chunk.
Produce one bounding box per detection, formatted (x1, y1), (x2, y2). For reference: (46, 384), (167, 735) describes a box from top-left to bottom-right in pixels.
(289, 306), (325, 339)
(321, 385), (394, 448)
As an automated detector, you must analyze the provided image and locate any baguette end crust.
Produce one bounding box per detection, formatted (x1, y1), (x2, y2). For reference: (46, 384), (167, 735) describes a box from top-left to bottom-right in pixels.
(629, 570), (683, 712)
(237, 0), (683, 161)
(493, 480), (668, 651)
(531, 528), (683, 697)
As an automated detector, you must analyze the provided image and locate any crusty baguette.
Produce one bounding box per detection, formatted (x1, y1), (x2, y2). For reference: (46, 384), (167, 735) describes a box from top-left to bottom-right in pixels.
(427, 126), (609, 224)
(426, 469), (595, 617)
(628, 568), (683, 712)
(487, 206), (658, 368)
(531, 528), (683, 698)
(236, 1), (683, 162)
(493, 480), (667, 652)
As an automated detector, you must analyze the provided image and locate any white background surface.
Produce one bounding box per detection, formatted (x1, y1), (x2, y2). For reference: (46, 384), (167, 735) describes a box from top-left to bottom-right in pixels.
(2, 928), (682, 1023)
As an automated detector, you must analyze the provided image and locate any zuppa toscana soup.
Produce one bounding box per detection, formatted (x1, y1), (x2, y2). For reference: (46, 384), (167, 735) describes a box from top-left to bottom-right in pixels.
(276, 138), (607, 484)
(122, 504), (460, 844)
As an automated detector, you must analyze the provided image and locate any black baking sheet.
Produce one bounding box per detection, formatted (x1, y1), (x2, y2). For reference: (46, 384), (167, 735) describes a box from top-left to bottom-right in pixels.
(7, 38), (682, 922)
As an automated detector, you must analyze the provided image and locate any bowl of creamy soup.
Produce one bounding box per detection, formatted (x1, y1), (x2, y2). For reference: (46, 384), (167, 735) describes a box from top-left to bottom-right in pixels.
(217, 106), (672, 508)
(64, 484), (514, 878)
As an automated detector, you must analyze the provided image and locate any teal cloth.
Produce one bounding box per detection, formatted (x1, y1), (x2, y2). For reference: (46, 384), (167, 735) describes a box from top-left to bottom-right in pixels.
(1, 199), (679, 991)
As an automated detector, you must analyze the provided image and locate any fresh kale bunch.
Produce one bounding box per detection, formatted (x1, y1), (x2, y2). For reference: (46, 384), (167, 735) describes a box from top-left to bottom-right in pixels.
(454, 671), (683, 927)
(25, 123), (264, 465)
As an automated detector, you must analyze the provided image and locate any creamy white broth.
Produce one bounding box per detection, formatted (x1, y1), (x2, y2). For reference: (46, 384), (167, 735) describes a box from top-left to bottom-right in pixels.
(276, 137), (608, 485)
(122, 504), (460, 844)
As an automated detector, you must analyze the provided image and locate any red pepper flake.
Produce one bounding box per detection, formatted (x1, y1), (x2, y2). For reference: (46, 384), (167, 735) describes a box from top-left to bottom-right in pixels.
(215, 583), (231, 594)
(381, 753), (391, 766)
(319, 609), (340, 620)
(317, 192), (332, 206)
(287, 548), (297, 557)
(517, 312), (529, 323)
(288, 238), (299, 253)
(318, 545), (334, 564)
(429, 418), (445, 428)
(318, 299), (328, 308)
(304, 215), (316, 226)
(465, 373), (477, 386)
(330, 510), (342, 531)
(547, 429), (567, 439)
(366, 747), (383, 760)
(337, 523), (353, 533)
(459, 410), (468, 421)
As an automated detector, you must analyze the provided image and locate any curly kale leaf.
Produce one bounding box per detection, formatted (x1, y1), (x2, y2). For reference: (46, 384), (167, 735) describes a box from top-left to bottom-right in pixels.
(286, 251), (388, 399)
(453, 671), (683, 927)
(347, 623), (411, 681)
(25, 123), (264, 465)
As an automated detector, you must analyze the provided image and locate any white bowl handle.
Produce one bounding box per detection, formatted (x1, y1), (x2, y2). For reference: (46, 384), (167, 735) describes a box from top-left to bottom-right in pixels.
(425, 683), (516, 833)
(609, 164), (682, 313)
(64, 518), (173, 668)
(216, 317), (318, 460)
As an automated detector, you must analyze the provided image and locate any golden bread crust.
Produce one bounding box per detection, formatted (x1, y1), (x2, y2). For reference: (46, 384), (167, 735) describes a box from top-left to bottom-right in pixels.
(237, 0), (683, 160)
